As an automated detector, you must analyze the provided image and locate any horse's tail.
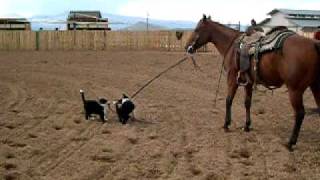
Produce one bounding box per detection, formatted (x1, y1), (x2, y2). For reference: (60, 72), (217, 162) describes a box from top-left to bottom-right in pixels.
(315, 42), (320, 80)
(316, 42), (320, 56)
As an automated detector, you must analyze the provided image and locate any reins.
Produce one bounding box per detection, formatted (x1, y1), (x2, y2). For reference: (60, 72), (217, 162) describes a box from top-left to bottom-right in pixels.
(130, 33), (240, 102)
(130, 55), (191, 99)
(213, 56), (225, 106)
(213, 34), (240, 106)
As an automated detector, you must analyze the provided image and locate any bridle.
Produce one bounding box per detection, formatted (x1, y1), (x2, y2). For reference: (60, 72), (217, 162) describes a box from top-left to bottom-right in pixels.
(186, 31), (241, 107)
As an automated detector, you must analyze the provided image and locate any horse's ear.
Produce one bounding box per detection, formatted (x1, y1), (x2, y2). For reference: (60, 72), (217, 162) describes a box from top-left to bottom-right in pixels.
(202, 14), (207, 21)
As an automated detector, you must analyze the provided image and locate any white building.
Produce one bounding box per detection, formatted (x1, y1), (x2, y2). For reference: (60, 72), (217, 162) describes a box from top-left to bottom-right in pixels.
(259, 9), (320, 36)
(67, 11), (111, 31)
(0, 18), (31, 30)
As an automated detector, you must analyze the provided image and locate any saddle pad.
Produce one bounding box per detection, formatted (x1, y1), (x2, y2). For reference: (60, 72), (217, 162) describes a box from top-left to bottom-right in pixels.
(248, 30), (296, 55)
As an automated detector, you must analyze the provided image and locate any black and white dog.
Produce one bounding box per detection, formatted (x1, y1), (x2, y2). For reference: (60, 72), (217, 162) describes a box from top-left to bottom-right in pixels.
(115, 94), (135, 124)
(80, 89), (109, 123)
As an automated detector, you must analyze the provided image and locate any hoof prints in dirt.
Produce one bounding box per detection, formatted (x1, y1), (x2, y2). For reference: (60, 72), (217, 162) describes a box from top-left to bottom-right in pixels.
(1, 139), (27, 148)
(73, 119), (82, 124)
(189, 164), (202, 176)
(1, 52), (320, 179)
(101, 129), (112, 134)
(3, 172), (20, 180)
(71, 136), (89, 142)
(28, 133), (38, 139)
(1, 161), (19, 180)
(5, 124), (16, 130)
(2, 162), (17, 170)
(4, 153), (15, 159)
(91, 154), (116, 163)
(229, 148), (251, 159)
(127, 136), (139, 144)
(148, 133), (158, 140)
(52, 125), (63, 131)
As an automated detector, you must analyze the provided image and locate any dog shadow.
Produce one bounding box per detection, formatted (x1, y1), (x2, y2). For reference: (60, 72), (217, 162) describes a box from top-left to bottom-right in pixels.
(130, 117), (158, 126)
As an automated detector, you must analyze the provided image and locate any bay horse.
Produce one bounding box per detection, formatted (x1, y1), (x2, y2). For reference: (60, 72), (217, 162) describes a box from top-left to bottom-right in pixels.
(315, 29), (320, 40)
(186, 15), (320, 151)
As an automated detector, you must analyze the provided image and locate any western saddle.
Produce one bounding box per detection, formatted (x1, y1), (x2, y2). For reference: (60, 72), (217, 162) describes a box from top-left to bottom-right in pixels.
(236, 26), (296, 86)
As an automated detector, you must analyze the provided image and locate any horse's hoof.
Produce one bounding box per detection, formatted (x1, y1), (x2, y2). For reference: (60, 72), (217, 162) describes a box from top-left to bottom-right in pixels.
(223, 126), (230, 132)
(286, 144), (294, 152)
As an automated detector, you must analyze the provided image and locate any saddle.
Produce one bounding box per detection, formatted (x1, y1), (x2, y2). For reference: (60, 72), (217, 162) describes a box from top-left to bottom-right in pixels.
(237, 28), (296, 86)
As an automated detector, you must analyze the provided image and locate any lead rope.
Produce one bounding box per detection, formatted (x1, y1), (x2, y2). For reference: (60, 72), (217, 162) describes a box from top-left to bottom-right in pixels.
(213, 35), (240, 106)
(213, 57), (225, 107)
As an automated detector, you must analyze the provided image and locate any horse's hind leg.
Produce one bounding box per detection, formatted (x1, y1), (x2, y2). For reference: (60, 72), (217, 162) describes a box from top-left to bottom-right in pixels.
(244, 84), (253, 132)
(224, 72), (238, 131)
(288, 89), (305, 151)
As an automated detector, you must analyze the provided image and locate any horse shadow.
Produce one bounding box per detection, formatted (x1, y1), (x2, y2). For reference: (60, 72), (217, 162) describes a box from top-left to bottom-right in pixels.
(305, 107), (320, 116)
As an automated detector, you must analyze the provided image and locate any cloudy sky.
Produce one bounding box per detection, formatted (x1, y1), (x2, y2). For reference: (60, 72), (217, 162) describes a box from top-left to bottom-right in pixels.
(0, 0), (320, 24)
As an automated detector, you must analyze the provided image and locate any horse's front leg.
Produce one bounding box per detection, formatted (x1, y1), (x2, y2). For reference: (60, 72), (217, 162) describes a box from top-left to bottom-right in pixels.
(244, 84), (253, 132)
(224, 72), (238, 131)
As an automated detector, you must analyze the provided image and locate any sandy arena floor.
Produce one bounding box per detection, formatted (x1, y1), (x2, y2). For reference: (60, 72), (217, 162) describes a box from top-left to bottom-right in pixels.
(0, 51), (320, 180)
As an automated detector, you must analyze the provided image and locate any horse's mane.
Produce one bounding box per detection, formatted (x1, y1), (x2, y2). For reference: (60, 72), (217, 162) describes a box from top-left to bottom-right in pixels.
(266, 26), (288, 35)
(210, 20), (240, 34)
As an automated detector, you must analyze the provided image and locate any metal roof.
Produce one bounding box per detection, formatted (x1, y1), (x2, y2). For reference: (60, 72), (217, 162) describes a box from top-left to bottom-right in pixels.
(0, 18), (30, 24)
(68, 11), (102, 19)
(261, 9), (320, 28)
(289, 19), (320, 27)
(269, 9), (320, 16)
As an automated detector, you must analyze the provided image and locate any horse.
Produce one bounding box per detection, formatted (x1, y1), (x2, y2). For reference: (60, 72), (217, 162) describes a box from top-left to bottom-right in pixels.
(315, 29), (320, 40)
(185, 15), (320, 151)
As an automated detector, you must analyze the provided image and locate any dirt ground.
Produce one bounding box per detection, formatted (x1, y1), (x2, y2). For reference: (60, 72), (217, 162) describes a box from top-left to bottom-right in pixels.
(0, 51), (320, 180)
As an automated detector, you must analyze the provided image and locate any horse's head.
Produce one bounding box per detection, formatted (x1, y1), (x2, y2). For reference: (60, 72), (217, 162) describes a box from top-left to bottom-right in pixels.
(185, 14), (212, 54)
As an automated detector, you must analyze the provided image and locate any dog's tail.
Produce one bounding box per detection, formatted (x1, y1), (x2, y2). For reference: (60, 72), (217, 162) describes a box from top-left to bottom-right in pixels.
(80, 89), (86, 104)
(316, 42), (320, 69)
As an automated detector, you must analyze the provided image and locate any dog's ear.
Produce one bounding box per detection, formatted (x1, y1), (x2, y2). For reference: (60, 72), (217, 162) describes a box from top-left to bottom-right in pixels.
(99, 98), (107, 104)
(122, 93), (129, 98)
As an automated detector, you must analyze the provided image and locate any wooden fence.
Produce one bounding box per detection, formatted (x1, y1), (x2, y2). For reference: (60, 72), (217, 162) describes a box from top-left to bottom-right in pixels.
(0, 30), (216, 52)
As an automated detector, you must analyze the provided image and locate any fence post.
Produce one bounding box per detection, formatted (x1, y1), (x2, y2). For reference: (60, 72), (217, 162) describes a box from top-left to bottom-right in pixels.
(168, 31), (171, 51)
(103, 30), (106, 50)
(36, 31), (40, 51)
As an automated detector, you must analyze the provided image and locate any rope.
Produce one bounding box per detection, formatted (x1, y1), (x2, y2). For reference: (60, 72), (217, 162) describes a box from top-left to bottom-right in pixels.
(130, 56), (189, 99)
(213, 35), (239, 106)
(214, 57), (225, 106)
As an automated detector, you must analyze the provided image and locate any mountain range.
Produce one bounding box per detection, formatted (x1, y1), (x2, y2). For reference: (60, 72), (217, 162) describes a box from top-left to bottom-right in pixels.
(4, 12), (247, 31)
(23, 12), (197, 31)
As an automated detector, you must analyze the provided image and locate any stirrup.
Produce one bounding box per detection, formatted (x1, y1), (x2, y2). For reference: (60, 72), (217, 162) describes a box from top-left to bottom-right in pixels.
(237, 72), (248, 86)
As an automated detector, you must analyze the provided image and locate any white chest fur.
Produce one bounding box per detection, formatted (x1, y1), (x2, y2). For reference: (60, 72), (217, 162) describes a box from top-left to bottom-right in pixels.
(100, 104), (108, 120)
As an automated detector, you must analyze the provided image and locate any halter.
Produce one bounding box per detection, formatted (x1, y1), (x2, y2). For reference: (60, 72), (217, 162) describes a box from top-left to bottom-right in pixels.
(186, 33), (200, 54)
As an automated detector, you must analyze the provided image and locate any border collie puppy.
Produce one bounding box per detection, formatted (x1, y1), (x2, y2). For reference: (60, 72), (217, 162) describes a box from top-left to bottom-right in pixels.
(115, 94), (135, 124)
(80, 90), (109, 123)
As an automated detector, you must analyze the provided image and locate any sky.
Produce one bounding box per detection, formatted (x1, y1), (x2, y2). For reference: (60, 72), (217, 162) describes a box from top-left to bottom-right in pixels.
(0, 0), (320, 24)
